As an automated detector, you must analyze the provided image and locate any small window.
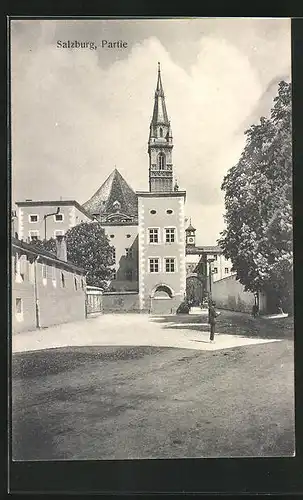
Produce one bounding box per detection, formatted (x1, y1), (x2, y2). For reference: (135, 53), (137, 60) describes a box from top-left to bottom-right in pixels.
(29, 214), (39, 223)
(15, 298), (23, 321)
(165, 228), (175, 243)
(126, 248), (133, 258)
(16, 297), (22, 314)
(165, 258), (175, 273)
(61, 272), (65, 288)
(54, 229), (65, 238)
(125, 270), (132, 281)
(149, 228), (159, 243)
(166, 209), (173, 214)
(213, 267), (218, 274)
(214, 255), (218, 261)
(150, 210), (157, 214)
(55, 213), (64, 222)
(149, 258), (159, 273)
(225, 267), (229, 274)
(19, 255), (27, 280)
(112, 247), (116, 263)
(126, 234), (131, 238)
(110, 234), (115, 239)
(29, 230), (39, 241)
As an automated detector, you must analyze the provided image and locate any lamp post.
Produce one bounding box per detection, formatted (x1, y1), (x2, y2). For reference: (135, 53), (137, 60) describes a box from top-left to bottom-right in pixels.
(44, 207), (60, 240)
(207, 257), (215, 298)
(207, 257), (215, 322)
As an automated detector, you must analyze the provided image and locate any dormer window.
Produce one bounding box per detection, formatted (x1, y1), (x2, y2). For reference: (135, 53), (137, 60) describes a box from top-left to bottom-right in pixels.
(158, 152), (166, 170)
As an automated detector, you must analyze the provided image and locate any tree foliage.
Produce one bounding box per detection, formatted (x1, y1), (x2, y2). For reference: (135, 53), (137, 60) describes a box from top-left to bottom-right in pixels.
(218, 81), (292, 312)
(28, 222), (115, 289)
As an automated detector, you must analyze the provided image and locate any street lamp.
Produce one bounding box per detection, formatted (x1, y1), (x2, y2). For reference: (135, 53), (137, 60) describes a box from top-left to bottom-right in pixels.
(44, 207), (60, 240)
(207, 257), (215, 323)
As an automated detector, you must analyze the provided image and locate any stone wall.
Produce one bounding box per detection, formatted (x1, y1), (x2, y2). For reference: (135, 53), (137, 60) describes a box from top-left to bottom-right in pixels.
(102, 291), (140, 313)
(211, 274), (267, 314)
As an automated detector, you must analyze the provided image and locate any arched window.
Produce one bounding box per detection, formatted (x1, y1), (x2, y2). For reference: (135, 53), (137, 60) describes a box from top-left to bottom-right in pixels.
(158, 152), (166, 170)
(159, 128), (163, 138)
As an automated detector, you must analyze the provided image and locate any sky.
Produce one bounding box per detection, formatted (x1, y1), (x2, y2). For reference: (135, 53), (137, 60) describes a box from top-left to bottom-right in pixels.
(11, 18), (291, 245)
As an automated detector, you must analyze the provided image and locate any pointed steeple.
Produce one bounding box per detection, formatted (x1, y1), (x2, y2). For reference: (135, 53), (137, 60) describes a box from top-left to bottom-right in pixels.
(148, 63), (174, 192)
(151, 62), (169, 126)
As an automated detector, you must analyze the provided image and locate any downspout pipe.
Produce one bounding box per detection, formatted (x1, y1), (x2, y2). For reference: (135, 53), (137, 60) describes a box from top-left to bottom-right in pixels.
(34, 256), (41, 328)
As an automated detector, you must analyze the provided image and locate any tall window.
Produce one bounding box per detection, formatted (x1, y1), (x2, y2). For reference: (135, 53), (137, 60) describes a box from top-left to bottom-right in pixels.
(74, 276), (78, 290)
(42, 263), (47, 283)
(158, 152), (166, 170)
(16, 297), (22, 314)
(165, 228), (175, 243)
(213, 267), (218, 274)
(149, 228), (159, 243)
(225, 267), (229, 274)
(165, 258), (175, 273)
(61, 272), (65, 288)
(159, 127), (163, 138)
(149, 258), (159, 273)
(52, 265), (56, 286)
(15, 298), (23, 321)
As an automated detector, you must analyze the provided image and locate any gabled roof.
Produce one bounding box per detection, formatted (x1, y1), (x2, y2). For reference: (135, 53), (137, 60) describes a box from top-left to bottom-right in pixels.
(82, 168), (138, 217)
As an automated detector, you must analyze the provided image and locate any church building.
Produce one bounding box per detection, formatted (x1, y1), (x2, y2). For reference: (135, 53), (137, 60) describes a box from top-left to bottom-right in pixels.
(82, 63), (187, 313)
(14, 64), (192, 314)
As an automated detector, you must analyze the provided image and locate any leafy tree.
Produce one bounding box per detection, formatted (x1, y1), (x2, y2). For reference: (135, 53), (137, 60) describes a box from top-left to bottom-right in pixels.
(28, 222), (115, 289)
(218, 81), (292, 313)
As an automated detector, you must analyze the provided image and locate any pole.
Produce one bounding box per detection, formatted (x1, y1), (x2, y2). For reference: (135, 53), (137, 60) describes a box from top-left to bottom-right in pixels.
(44, 216), (47, 240)
(208, 262), (212, 301)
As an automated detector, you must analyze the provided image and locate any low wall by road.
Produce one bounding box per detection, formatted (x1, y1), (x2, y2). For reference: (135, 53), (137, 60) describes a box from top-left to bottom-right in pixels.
(211, 275), (267, 314)
(102, 291), (140, 313)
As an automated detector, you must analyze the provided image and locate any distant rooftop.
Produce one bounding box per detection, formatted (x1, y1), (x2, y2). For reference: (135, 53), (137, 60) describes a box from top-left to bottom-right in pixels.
(15, 199), (94, 220)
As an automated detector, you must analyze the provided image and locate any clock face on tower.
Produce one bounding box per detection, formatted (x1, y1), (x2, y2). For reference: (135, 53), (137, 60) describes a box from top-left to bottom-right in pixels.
(187, 236), (195, 244)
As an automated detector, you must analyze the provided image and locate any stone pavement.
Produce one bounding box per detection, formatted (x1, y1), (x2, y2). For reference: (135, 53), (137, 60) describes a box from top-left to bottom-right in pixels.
(12, 312), (281, 353)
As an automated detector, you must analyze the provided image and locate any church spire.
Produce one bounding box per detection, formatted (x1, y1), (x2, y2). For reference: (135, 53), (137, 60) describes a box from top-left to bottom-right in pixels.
(151, 62), (169, 126)
(148, 63), (174, 193)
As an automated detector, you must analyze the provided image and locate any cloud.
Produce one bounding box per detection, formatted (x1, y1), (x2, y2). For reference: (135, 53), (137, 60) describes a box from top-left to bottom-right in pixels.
(11, 20), (291, 245)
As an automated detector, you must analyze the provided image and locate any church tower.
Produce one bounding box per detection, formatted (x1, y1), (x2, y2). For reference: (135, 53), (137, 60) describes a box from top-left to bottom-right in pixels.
(148, 63), (174, 192)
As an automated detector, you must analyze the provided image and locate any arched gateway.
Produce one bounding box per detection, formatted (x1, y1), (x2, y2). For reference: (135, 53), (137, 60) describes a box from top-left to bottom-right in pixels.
(186, 273), (204, 306)
(150, 284), (175, 314)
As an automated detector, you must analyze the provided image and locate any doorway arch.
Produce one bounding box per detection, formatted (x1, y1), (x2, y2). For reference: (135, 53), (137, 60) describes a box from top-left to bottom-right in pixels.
(150, 284), (175, 314)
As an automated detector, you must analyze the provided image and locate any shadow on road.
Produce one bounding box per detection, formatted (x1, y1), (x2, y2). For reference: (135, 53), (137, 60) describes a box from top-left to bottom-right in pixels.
(151, 312), (294, 340)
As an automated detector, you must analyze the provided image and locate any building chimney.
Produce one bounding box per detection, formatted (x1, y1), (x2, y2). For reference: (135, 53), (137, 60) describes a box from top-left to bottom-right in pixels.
(55, 235), (68, 262)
